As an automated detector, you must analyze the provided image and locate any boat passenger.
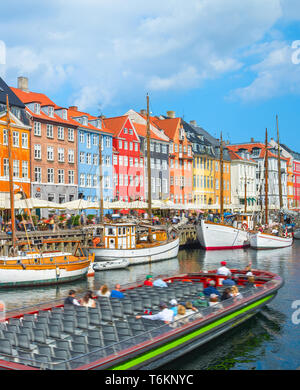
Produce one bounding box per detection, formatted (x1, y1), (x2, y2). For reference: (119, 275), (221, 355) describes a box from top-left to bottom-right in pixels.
(184, 301), (198, 316)
(64, 290), (81, 306)
(136, 302), (174, 324)
(203, 280), (221, 297)
(110, 284), (125, 299)
(220, 288), (232, 301)
(192, 292), (209, 308)
(244, 276), (257, 289)
(169, 299), (178, 316)
(230, 285), (242, 299)
(143, 275), (153, 286)
(222, 275), (236, 287)
(97, 284), (111, 297)
(217, 261), (232, 277)
(171, 305), (191, 327)
(81, 291), (96, 308)
(208, 294), (219, 306)
(153, 278), (168, 288)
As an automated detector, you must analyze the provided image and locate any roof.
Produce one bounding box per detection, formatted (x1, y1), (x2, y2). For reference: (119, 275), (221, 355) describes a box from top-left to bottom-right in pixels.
(280, 143), (300, 162)
(11, 87), (79, 127)
(132, 122), (168, 141)
(68, 107), (113, 135)
(228, 143), (288, 161)
(103, 116), (129, 137)
(151, 117), (181, 140)
(0, 78), (25, 109)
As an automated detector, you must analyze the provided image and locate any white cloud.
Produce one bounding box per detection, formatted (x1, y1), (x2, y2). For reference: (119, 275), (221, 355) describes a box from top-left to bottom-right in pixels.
(0, 0), (288, 111)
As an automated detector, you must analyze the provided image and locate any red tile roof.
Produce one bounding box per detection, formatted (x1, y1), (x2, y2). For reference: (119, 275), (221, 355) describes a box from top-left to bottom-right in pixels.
(103, 116), (129, 137)
(68, 107), (113, 135)
(227, 143), (288, 161)
(151, 117), (181, 140)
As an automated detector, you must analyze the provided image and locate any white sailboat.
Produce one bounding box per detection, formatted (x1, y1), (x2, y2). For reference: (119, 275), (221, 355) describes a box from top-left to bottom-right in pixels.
(196, 133), (250, 250)
(90, 94), (179, 267)
(250, 124), (293, 249)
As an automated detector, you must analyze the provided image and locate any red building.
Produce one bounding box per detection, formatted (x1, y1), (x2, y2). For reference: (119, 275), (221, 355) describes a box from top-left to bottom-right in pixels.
(103, 116), (144, 202)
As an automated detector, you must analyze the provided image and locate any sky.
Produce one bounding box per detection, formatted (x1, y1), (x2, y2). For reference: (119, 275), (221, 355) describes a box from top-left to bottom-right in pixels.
(1, 0), (300, 150)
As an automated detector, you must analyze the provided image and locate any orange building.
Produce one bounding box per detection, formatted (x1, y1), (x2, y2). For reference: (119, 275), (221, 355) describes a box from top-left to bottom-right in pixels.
(0, 78), (31, 199)
(153, 112), (193, 205)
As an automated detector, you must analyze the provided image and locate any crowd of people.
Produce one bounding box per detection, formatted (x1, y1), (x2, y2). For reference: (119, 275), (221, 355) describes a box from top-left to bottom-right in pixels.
(63, 261), (257, 330)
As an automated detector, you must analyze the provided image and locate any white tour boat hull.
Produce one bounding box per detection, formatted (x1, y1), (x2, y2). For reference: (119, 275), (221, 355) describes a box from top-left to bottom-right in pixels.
(196, 220), (250, 250)
(90, 237), (179, 265)
(250, 232), (293, 249)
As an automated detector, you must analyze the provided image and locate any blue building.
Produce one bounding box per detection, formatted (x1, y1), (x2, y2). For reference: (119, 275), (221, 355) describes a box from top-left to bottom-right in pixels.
(68, 106), (113, 215)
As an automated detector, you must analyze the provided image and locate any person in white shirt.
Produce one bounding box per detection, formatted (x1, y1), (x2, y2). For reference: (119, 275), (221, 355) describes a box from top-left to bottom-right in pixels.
(217, 261), (231, 277)
(136, 303), (174, 324)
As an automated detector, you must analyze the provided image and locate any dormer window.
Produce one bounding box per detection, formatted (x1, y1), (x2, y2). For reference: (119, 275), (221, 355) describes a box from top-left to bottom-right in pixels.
(62, 109), (67, 120)
(251, 148), (260, 157)
(97, 120), (101, 129)
(82, 116), (88, 126)
(34, 103), (40, 114)
(48, 106), (54, 117)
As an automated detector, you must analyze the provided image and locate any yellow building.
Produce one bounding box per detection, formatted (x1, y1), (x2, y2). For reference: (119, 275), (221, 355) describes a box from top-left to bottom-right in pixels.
(193, 154), (215, 208)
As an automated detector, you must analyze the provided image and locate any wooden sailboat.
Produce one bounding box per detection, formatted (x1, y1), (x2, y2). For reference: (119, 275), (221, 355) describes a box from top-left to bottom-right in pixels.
(250, 126), (293, 249)
(89, 94), (179, 265)
(196, 133), (251, 250)
(0, 95), (94, 287)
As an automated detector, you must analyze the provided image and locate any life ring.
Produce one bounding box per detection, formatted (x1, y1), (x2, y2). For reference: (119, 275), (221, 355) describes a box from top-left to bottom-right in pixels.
(242, 223), (248, 231)
(92, 237), (101, 248)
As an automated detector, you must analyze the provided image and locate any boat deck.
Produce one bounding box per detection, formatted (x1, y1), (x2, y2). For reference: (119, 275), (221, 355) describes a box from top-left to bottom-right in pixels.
(0, 270), (282, 370)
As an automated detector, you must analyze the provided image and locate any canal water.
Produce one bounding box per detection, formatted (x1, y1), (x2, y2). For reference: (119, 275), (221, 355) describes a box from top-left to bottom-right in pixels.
(1, 240), (300, 370)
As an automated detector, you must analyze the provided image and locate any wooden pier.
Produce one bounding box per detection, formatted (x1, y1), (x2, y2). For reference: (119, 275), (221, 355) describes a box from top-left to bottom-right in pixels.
(0, 224), (199, 255)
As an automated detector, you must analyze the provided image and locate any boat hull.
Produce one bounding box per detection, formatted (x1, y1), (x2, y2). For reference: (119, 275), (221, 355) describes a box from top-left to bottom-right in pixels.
(250, 232), (293, 249)
(93, 259), (129, 271)
(196, 220), (250, 250)
(89, 238), (179, 265)
(294, 230), (300, 239)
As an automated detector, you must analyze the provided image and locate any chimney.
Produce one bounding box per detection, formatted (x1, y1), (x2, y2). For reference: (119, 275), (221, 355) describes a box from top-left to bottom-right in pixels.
(18, 76), (29, 92)
(250, 137), (254, 143)
(190, 120), (197, 126)
(140, 109), (147, 116)
(69, 106), (78, 111)
(167, 110), (175, 118)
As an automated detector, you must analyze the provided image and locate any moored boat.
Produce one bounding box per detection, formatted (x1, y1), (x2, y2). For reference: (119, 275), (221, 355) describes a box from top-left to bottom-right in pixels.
(92, 258), (129, 271)
(89, 222), (179, 265)
(0, 268), (283, 370)
(196, 219), (250, 250)
(250, 232), (293, 249)
(294, 229), (300, 240)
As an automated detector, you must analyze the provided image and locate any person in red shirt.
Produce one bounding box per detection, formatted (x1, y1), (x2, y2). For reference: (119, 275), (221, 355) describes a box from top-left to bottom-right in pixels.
(144, 275), (153, 286)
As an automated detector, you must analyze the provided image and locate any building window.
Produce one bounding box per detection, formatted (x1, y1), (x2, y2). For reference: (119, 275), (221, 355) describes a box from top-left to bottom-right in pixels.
(58, 148), (64, 162)
(62, 110), (67, 120)
(124, 141), (128, 150)
(12, 160), (19, 177)
(59, 194), (66, 204)
(93, 154), (98, 165)
(129, 142), (133, 151)
(34, 167), (42, 182)
(58, 127), (64, 140)
(47, 146), (54, 161)
(80, 132), (84, 143)
(129, 157), (133, 167)
(86, 134), (91, 149)
(47, 124), (54, 138)
(93, 175), (97, 187)
(34, 103), (40, 114)
(79, 152), (85, 163)
(162, 145), (167, 154)
(47, 168), (54, 183)
(129, 128), (133, 135)
(80, 174), (85, 186)
(119, 140), (122, 149)
(86, 153), (92, 165)
(34, 144), (41, 160)
(3, 129), (8, 145)
(22, 161), (28, 178)
(156, 144), (160, 153)
(34, 122), (41, 136)
(105, 156), (110, 166)
(49, 106), (54, 117)
(68, 170), (74, 184)
(124, 128), (128, 134)
(48, 193), (55, 202)
(21, 133), (28, 148)
(68, 128), (74, 142)
(124, 156), (128, 167)
(68, 150), (74, 163)
(13, 131), (19, 147)
(105, 137), (110, 148)
(86, 174), (92, 187)
(113, 155), (118, 165)
(58, 169), (64, 184)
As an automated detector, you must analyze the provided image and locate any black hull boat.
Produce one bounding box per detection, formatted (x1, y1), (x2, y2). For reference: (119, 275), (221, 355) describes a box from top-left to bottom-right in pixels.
(0, 269), (283, 370)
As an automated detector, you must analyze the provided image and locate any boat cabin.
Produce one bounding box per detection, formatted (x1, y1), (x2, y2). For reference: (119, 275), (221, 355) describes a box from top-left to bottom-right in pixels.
(103, 223), (136, 250)
(233, 213), (254, 230)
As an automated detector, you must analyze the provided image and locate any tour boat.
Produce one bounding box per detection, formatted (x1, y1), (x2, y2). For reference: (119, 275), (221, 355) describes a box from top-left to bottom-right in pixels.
(0, 268), (283, 370)
(92, 258), (129, 271)
(196, 219), (250, 250)
(89, 222), (179, 265)
(0, 242), (95, 288)
(249, 232), (293, 249)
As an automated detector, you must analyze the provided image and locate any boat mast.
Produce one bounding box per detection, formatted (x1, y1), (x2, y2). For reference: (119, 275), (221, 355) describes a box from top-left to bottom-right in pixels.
(244, 172), (247, 214)
(264, 128), (269, 226)
(220, 132), (224, 222)
(276, 115), (284, 222)
(146, 94), (153, 241)
(98, 133), (104, 223)
(6, 95), (17, 250)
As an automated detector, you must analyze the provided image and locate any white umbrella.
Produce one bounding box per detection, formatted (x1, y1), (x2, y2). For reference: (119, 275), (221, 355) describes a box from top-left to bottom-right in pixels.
(128, 200), (148, 209)
(2, 197), (63, 210)
(109, 200), (130, 209)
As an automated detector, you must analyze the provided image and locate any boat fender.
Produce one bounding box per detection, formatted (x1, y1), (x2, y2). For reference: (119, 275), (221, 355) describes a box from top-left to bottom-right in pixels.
(56, 267), (60, 277)
(242, 223), (248, 230)
(21, 263), (26, 270)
